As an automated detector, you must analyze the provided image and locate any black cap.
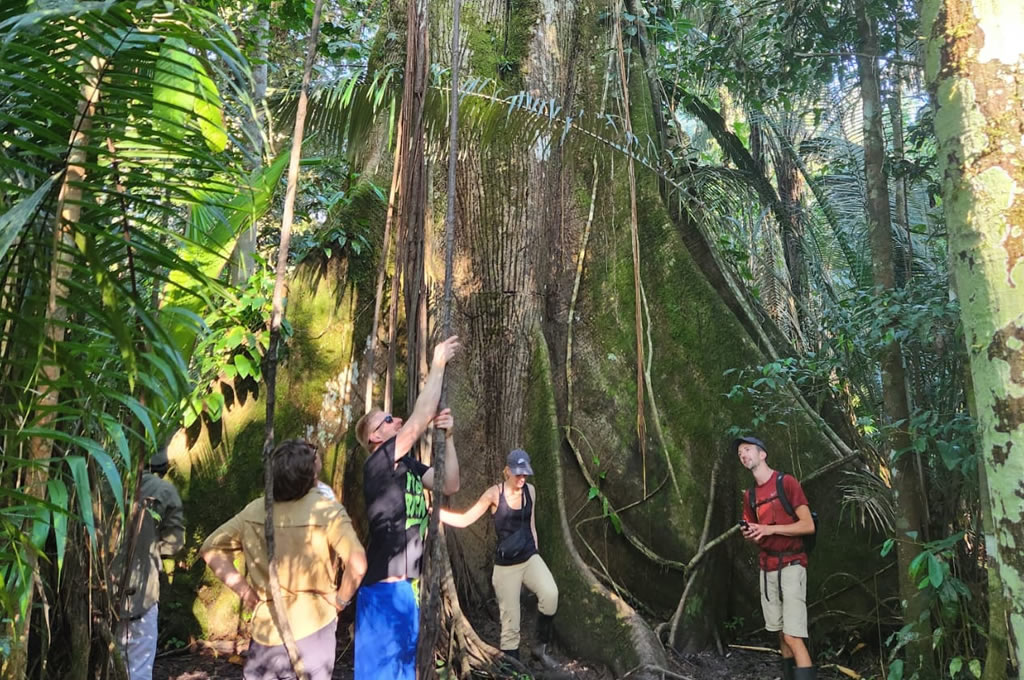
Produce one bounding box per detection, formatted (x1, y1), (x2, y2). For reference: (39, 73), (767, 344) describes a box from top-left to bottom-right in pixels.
(732, 435), (766, 454)
(150, 445), (169, 467)
(506, 449), (534, 476)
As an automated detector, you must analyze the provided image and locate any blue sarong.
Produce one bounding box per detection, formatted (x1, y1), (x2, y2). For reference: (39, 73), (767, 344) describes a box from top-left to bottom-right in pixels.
(354, 580), (419, 680)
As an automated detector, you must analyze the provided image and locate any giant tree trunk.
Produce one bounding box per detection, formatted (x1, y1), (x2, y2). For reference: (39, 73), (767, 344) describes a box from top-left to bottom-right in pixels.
(418, 0), (856, 670)
(292, 0), (884, 672)
(855, 2), (935, 675)
(425, 1), (672, 673)
(923, 0), (1024, 668)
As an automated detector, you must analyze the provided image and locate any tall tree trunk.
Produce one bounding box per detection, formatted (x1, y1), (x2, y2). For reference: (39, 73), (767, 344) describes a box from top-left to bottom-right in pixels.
(399, 0), (429, 419)
(888, 83), (912, 286)
(362, 110), (404, 414)
(923, 0), (1024, 668)
(259, 2), (326, 678)
(773, 141), (807, 336)
(417, 0), (458, 671)
(965, 370), (1010, 680)
(5, 55), (103, 680)
(420, 1), (668, 675)
(979, 460), (1011, 680)
(856, 2), (934, 675)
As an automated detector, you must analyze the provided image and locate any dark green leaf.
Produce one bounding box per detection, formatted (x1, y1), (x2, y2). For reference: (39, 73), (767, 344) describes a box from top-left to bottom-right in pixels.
(0, 175), (57, 262)
(928, 554), (944, 588)
(47, 479), (69, 576)
(65, 456), (96, 545)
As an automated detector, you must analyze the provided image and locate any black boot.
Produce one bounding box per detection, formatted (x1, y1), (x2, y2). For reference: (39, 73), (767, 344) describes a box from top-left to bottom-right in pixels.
(781, 657), (796, 680)
(502, 649), (520, 661)
(793, 666), (816, 680)
(536, 612), (555, 644)
(531, 613), (557, 668)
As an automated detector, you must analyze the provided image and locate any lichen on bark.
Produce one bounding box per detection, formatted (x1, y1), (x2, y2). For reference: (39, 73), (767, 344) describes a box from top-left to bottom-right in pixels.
(923, 0), (1024, 668)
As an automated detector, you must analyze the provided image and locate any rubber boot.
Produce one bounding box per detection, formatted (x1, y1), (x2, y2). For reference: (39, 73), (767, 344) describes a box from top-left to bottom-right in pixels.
(502, 649), (520, 661)
(793, 666), (817, 680)
(531, 613), (557, 668)
(781, 657), (796, 680)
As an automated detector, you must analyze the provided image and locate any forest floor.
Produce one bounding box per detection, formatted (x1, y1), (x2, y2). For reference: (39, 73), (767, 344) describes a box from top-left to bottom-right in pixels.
(153, 642), (862, 680)
(154, 630), (867, 680)
(154, 593), (870, 679)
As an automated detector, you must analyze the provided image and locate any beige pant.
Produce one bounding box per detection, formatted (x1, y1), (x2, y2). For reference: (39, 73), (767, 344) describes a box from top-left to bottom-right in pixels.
(759, 563), (808, 638)
(491, 554), (558, 651)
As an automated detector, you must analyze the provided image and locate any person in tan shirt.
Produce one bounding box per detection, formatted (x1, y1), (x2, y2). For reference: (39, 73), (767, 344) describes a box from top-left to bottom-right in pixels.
(201, 439), (366, 680)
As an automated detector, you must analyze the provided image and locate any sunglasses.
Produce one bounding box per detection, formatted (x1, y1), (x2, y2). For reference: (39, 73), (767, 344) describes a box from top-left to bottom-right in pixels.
(372, 413), (394, 433)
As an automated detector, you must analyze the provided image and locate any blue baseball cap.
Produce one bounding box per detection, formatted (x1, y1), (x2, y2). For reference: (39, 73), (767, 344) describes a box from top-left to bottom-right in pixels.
(506, 449), (534, 476)
(732, 435), (767, 454)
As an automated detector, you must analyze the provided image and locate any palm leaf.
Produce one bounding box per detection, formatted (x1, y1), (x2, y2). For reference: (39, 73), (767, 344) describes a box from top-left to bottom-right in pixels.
(0, 0), (262, 631)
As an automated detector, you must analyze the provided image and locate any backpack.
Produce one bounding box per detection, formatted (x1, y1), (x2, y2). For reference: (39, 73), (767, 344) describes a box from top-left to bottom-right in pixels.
(747, 472), (818, 554)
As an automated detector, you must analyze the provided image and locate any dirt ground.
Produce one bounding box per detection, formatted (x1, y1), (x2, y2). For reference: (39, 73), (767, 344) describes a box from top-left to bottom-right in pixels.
(155, 591), (872, 679)
(153, 635), (863, 680)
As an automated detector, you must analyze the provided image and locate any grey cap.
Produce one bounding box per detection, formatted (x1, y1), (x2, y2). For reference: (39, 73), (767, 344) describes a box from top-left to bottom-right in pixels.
(150, 445), (169, 468)
(506, 449), (534, 476)
(732, 435), (766, 454)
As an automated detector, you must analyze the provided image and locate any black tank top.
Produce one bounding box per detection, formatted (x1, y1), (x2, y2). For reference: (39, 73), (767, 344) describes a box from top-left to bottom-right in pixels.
(493, 483), (537, 566)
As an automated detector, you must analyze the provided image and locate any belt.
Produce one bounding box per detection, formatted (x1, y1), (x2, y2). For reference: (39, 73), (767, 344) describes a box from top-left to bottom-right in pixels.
(762, 551), (804, 603)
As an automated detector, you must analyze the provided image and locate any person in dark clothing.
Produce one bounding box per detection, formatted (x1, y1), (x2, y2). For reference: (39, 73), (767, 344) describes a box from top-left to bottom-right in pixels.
(352, 335), (462, 680)
(114, 446), (185, 680)
(440, 449), (558, 665)
(737, 435), (817, 680)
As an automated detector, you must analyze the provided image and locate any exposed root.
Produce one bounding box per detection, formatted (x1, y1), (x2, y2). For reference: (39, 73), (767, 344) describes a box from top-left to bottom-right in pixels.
(639, 281), (682, 499)
(564, 436), (686, 572)
(668, 451), (723, 648)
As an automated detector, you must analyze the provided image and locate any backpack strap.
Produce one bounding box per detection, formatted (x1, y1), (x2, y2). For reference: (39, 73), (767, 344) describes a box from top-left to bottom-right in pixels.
(747, 484), (756, 518)
(775, 472), (798, 521)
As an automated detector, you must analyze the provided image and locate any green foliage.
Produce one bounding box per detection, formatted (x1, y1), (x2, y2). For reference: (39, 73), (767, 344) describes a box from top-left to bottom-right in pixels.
(185, 258), (280, 427)
(162, 150), (290, 360)
(153, 37), (227, 152)
(0, 0), (269, 668)
(726, 280), (966, 445)
(884, 532), (986, 679)
(287, 167), (380, 263)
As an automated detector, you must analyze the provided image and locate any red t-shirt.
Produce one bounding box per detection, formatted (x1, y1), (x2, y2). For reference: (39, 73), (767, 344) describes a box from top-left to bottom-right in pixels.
(743, 472), (810, 571)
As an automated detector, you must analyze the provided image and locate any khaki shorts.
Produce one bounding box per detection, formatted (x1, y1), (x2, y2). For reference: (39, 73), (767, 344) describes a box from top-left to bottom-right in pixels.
(759, 563), (807, 638)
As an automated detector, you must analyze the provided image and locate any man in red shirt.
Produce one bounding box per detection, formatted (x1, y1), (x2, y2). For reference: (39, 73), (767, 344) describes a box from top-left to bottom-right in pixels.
(737, 435), (817, 680)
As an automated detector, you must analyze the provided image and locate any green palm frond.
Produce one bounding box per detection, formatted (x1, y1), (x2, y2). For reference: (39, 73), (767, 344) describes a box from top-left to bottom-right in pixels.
(277, 68), (678, 186)
(839, 466), (896, 534)
(0, 0), (262, 625)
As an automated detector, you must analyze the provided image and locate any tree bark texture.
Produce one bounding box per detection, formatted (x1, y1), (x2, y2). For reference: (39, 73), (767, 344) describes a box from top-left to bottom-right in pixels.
(923, 0), (1024, 668)
(856, 2), (935, 674)
(411, 0), (864, 666)
(771, 133), (807, 336)
(400, 0), (430, 420)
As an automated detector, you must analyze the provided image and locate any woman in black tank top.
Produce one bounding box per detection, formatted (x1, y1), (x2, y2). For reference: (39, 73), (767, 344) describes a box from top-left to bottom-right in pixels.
(439, 449), (559, 664)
